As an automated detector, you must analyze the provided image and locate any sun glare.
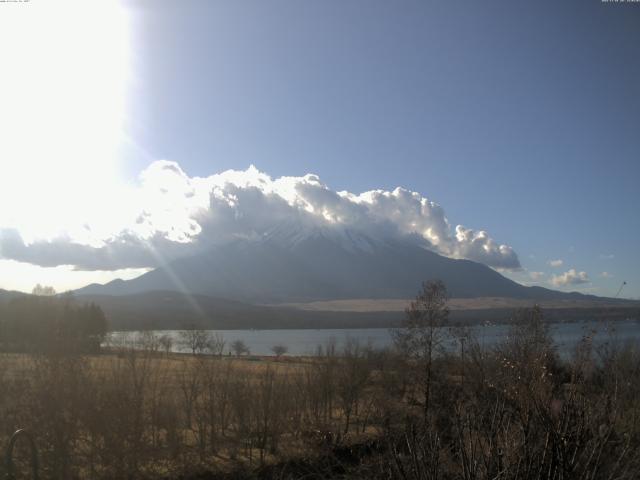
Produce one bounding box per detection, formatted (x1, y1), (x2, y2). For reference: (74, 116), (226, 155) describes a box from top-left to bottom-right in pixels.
(0, 0), (130, 242)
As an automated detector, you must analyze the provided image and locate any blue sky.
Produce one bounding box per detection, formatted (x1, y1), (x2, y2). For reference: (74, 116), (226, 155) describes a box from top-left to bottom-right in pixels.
(0, 0), (638, 297)
(119, 0), (640, 298)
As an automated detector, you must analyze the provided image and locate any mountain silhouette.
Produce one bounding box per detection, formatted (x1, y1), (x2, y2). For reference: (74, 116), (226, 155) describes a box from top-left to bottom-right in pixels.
(75, 228), (596, 303)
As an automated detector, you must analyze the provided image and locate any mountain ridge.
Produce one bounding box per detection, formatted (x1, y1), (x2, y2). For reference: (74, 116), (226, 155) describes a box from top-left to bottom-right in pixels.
(74, 230), (602, 303)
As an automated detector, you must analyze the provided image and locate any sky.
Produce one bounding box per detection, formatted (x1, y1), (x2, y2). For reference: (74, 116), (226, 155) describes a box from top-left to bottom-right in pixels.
(0, 0), (638, 298)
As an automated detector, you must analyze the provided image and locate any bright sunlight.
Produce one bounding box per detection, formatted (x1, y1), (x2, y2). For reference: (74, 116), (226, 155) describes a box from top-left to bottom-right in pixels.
(0, 0), (130, 244)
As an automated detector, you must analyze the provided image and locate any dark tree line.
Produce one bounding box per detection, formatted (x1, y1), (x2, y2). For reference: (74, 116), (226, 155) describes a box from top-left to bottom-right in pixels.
(0, 295), (108, 353)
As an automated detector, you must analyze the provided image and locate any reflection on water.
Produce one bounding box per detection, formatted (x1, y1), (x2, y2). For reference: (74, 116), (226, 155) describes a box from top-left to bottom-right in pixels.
(107, 319), (640, 357)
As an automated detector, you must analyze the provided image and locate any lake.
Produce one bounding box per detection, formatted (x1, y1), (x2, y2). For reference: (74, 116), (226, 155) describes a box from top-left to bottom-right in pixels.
(108, 319), (640, 356)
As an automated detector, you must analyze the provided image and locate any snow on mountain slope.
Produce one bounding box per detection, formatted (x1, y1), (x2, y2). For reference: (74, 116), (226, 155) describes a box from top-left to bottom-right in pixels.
(74, 226), (589, 303)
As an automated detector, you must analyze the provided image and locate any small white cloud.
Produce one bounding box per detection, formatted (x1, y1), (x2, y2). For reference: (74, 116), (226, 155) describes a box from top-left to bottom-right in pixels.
(600, 254), (615, 260)
(551, 269), (590, 287)
(529, 271), (545, 281)
(548, 259), (564, 268)
(600, 271), (613, 278)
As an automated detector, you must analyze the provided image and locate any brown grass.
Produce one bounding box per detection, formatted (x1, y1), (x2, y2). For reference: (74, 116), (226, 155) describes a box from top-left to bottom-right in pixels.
(276, 296), (639, 312)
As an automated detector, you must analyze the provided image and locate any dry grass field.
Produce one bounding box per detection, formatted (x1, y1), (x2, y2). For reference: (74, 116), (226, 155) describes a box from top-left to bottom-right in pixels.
(278, 296), (639, 312)
(0, 343), (392, 479)
(3, 305), (640, 479)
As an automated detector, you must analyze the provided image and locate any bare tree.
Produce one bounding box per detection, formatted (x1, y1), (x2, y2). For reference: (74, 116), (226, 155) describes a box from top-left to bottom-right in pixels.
(180, 329), (210, 356)
(271, 344), (288, 358)
(392, 280), (449, 421)
(231, 339), (250, 356)
(32, 283), (57, 296)
(158, 334), (173, 355)
(336, 337), (371, 434)
(203, 332), (224, 356)
(136, 331), (160, 352)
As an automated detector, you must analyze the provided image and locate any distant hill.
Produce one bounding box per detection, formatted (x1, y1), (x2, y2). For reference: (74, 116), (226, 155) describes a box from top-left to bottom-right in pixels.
(75, 290), (640, 331)
(75, 290), (404, 330)
(0, 288), (27, 303)
(74, 227), (602, 303)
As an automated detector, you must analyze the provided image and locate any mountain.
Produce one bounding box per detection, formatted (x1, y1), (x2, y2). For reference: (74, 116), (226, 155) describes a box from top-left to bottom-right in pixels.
(0, 288), (27, 303)
(75, 226), (598, 303)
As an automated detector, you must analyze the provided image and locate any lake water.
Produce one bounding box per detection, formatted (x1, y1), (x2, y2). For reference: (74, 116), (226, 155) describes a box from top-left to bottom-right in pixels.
(108, 319), (640, 356)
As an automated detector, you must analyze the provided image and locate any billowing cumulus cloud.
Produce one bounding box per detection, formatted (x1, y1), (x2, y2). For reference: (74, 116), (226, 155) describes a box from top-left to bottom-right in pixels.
(551, 269), (590, 287)
(0, 161), (521, 271)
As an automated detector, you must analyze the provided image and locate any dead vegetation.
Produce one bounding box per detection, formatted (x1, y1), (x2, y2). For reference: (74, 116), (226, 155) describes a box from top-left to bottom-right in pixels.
(1, 284), (640, 479)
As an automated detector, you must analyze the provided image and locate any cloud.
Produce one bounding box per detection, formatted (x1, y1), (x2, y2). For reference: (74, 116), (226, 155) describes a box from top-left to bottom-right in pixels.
(0, 161), (521, 271)
(600, 254), (615, 260)
(548, 259), (564, 268)
(451, 226), (520, 269)
(600, 271), (613, 278)
(529, 271), (545, 281)
(550, 269), (590, 287)
(0, 259), (149, 294)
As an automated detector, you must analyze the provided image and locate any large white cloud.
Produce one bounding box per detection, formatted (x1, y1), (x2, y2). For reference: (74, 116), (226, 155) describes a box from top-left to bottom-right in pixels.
(551, 269), (590, 287)
(0, 161), (521, 271)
